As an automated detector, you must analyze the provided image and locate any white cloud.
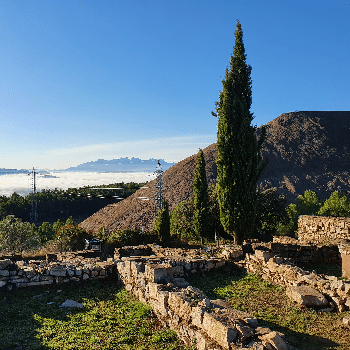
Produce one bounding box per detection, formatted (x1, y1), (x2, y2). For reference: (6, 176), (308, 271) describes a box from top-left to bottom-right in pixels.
(0, 172), (156, 197)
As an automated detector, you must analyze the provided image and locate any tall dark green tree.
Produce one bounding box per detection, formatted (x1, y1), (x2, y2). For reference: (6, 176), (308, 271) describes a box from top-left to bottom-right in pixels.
(213, 20), (267, 244)
(193, 149), (209, 239)
(154, 199), (171, 246)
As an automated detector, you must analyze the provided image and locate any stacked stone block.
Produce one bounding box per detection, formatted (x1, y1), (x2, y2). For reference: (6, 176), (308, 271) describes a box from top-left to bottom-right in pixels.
(115, 247), (292, 350)
(244, 249), (350, 312)
(298, 215), (350, 245)
(0, 255), (116, 291)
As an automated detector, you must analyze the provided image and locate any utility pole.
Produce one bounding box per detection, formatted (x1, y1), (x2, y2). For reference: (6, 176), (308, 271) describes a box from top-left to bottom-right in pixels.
(154, 160), (163, 217)
(30, 167), (38, 225)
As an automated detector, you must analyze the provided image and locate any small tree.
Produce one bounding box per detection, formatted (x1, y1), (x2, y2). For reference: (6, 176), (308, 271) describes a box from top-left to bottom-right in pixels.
(318, 191), (350, 217)
(296, 190), (322, 216)
(0, 216), (39, 253)
(255, 188), (288, 240)
(154, 199), (171, 246)
(170, 198), (195, 241)
(278, 190), (322, 237)
(193, 149), (209, 239)
(213, 20), (267, 244)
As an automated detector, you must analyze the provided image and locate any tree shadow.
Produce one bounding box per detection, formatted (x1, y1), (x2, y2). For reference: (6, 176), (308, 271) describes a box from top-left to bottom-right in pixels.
(256, 318), (339, 350)
(1, 277), (122, 350)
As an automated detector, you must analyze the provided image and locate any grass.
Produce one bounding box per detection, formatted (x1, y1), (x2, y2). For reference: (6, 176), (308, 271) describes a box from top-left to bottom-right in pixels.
(0, 278), (190, 350)
(188, 264), (350, 350)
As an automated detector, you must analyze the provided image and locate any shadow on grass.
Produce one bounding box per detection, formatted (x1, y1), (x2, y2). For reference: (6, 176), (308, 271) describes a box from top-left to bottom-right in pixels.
(0, 277), (122, 350)
(187, 262), (248, 299)
(256, 318), (340, 350)
(188, 264), (342, 350)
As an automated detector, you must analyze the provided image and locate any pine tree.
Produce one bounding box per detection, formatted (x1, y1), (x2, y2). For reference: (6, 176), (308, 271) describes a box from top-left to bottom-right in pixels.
(213, 20), (267, 244)
(154, 199), (171, 246)
(193, 149), (209, 239)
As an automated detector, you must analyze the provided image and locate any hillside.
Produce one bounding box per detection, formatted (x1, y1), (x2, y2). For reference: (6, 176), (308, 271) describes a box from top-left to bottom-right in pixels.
(79, 111), (350, 234)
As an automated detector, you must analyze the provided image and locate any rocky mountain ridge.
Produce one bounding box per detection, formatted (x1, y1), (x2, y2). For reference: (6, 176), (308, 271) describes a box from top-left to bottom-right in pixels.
(65, 157), (175, 173)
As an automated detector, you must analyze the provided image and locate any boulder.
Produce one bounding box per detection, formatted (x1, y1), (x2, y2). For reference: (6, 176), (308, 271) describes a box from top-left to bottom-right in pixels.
(286, 286), (328, 307)
(259, 331), (288, 350)
(59, 299), (83, 309)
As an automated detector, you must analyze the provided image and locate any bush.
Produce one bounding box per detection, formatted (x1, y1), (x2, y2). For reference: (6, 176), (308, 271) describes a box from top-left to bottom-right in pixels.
(153, 199), (170, 246)
(54, 224), (90, 252)
(278, 190), (322, 237)
(0, 216), (40, 253)
(318, 191), (350, 217)
(170, 198), (197, 242)
(106, 229), (158, 247)
(254, 188), (288, 240)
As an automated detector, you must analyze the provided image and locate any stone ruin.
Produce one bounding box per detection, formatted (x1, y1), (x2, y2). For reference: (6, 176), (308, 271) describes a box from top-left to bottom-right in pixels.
(2, 214), (350, 349)
(0, 244), (299, 350)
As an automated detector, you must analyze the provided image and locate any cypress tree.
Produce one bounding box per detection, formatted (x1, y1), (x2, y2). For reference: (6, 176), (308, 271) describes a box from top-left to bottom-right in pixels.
(193, 149), (209, 239)
(154, 199), (171, 246)
(213, 20), (267, 244)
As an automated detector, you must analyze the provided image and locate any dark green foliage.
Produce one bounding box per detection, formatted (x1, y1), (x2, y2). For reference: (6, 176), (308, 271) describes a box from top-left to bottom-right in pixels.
(214, 20), (267, 244)
(0, 216), (40, 253)
(296, 190), (322, 216)
(207, 184), (229, 239)
(278, 190), (322, 236)
(318, 190), (350, 217)
(170, 198), (196, 241)
(254, 188), (288, 240)
(170, 186), (233, 243)
(53, 223), (90, 252)
(0, 182), (145, 225)
(193, 149), (209, 238)
(153, 199), (171, 246)
(106, 229), (158, 247)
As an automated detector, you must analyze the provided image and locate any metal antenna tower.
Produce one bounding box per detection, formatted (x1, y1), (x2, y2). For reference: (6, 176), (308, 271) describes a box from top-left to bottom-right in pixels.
(154, 160), (163, 216)
(30, 167), (38, 225)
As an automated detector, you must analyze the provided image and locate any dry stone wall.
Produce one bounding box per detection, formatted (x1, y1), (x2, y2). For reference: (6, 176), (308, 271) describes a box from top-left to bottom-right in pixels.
(0, 251), (116, 291)
(243, 249), (350, 313)
(298, 215), (350, 245)
(249, 237), (341, 265)
(0, 244), (296, 349)
(114, 245), (293, 350)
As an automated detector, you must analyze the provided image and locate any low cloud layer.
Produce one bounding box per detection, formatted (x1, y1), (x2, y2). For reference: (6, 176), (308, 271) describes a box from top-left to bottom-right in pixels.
(0, 172), (155, 197)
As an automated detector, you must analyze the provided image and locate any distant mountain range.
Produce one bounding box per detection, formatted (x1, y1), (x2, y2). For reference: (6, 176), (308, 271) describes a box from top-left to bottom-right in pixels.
(0, 168), (29, 175)
(65, 157), (176, 172)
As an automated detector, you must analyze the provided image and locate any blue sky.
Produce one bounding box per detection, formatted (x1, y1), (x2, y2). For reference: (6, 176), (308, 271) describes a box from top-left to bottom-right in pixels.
(1, 0), (349, 170)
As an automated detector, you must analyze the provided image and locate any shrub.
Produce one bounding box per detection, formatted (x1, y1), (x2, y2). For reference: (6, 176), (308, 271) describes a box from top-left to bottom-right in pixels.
(106, 229), (158, 247)
(153, 199), (171, 246)
(54, 224), (90, 252)
(0, 216), (40, 253)
(170, 198), (196, 242)
(318, 190), (350, 217)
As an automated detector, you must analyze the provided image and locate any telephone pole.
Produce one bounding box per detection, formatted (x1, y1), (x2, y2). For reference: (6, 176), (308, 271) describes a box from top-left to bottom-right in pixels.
(154, 160), (163, 216)
(30, 167), (38, 225)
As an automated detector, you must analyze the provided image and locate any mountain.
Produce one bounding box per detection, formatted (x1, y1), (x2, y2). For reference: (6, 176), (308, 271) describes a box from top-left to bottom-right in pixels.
(79, 111), (350, 234)
(0, 168), (29, 175)
(65, 158), (176, 173)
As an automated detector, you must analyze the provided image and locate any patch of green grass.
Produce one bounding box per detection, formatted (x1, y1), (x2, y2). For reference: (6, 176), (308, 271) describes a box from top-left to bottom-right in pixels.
(0, 279), (188, 350)
(188, 265), (350, 350)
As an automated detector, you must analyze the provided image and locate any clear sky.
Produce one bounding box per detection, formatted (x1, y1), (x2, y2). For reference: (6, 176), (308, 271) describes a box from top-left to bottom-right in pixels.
(1, 0), (349, 170)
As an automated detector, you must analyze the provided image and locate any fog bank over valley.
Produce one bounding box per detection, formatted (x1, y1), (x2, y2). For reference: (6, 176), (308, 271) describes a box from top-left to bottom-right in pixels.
(0, 172), (155, 197)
